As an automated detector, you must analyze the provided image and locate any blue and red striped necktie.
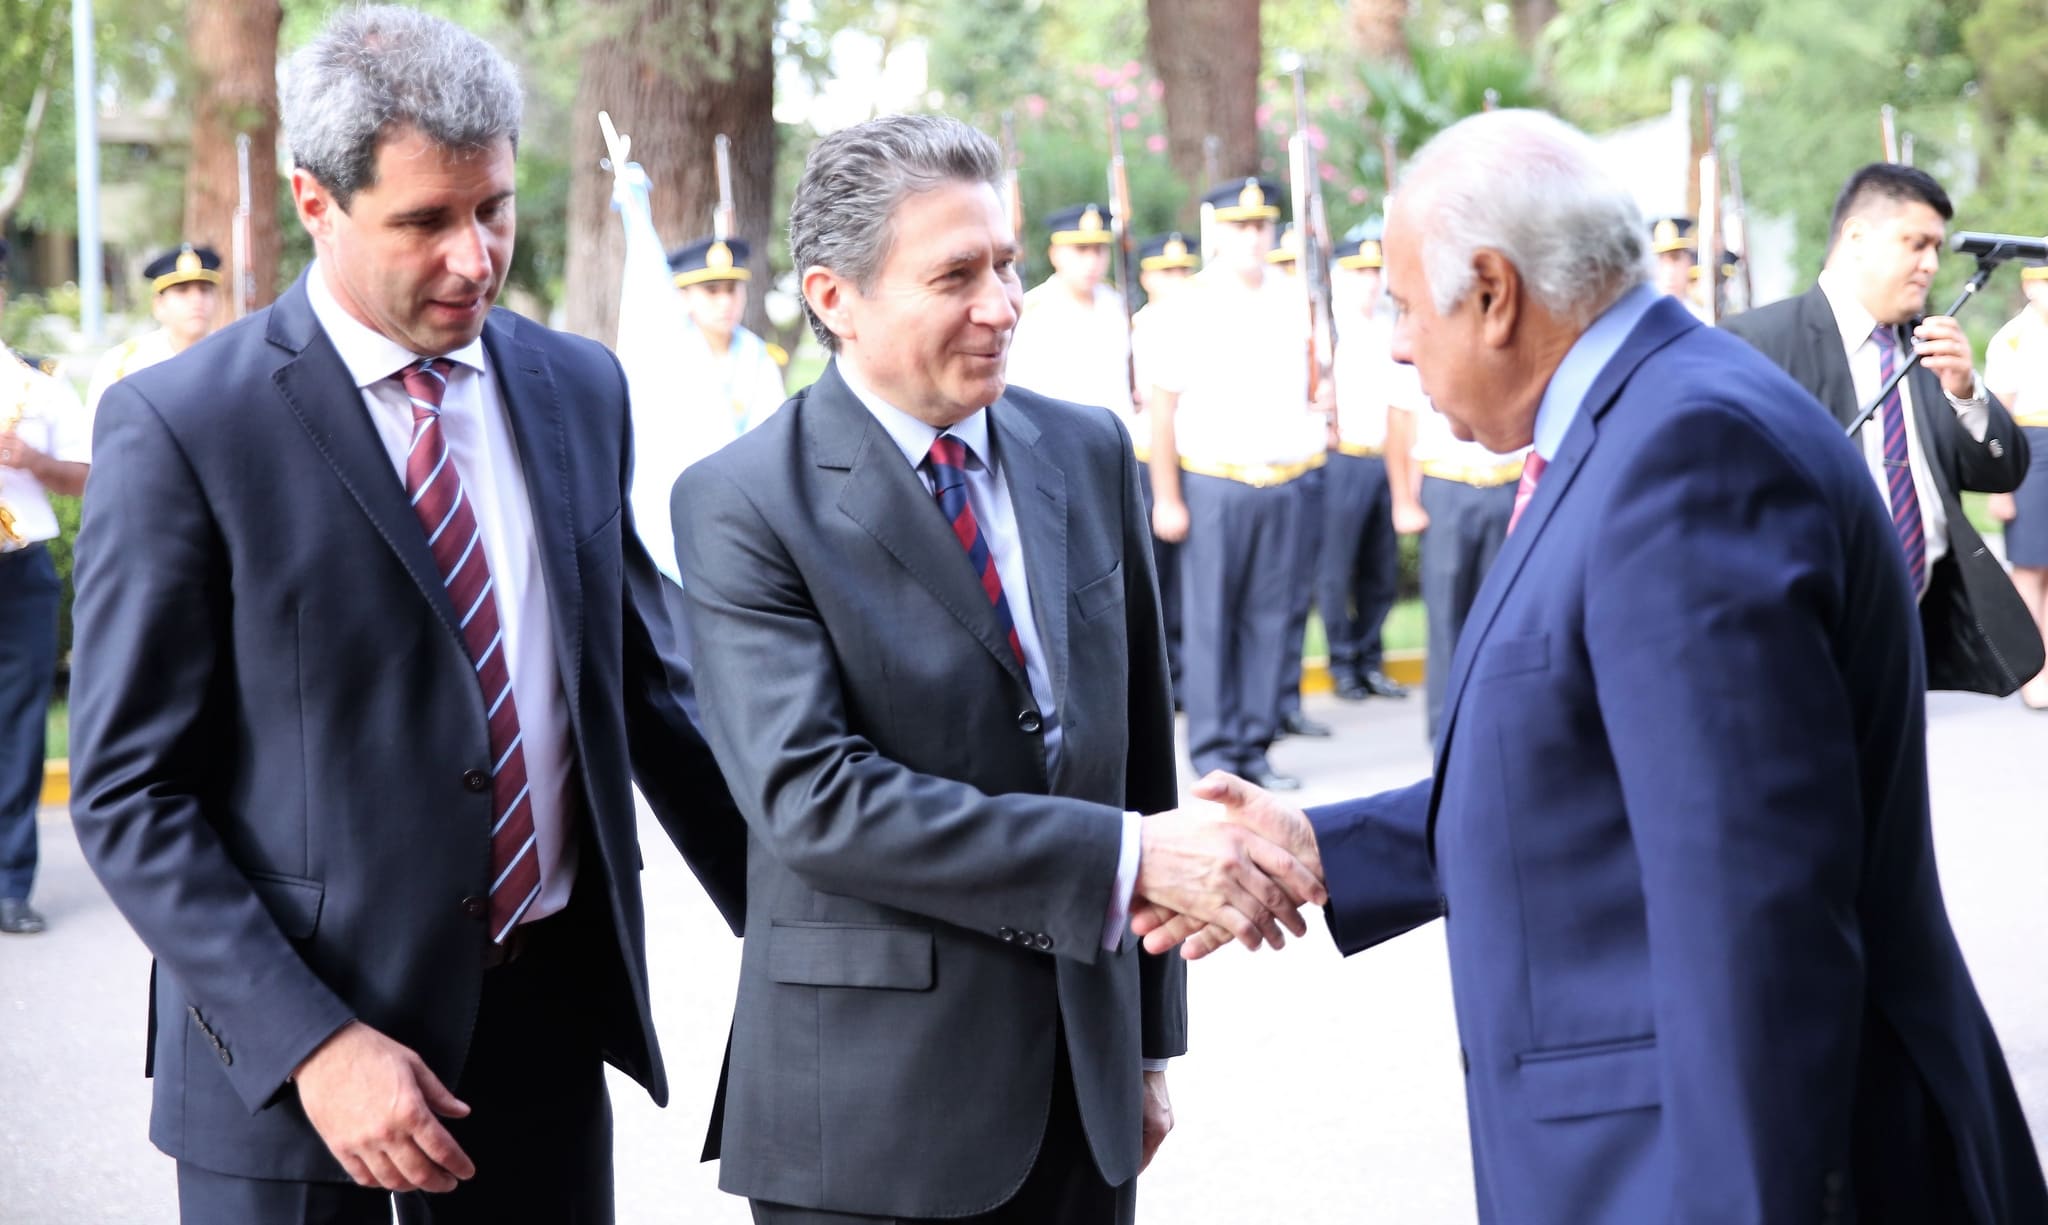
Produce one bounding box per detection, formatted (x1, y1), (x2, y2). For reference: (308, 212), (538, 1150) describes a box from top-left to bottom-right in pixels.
(1870, 325), (1929, 595)
(398, 357), (542, 943)
(923, 434), (1028, 670)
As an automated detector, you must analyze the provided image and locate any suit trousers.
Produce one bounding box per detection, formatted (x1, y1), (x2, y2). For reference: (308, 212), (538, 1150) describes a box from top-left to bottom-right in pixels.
(1179, 471), (1304, 776)
(1135, 463), (1184, 699)
(748, 1035), (1134, 1225)
(1419, 477), (1514, 743)
(174, 903), (615, 1225)
(1317, 453), (1399, 682)
(1277, 465), (1326, 720)
(0, 544), (58, 901)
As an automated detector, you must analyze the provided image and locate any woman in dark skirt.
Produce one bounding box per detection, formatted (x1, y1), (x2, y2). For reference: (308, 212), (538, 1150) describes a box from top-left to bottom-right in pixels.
(1985, 264), (2048, 710)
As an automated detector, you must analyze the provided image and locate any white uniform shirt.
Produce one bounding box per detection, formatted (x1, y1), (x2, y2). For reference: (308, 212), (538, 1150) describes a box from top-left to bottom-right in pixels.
(1149, 271), (1322, 468)
(1986, 308), (2048, 424)
(1816, 270), (1991, 572)
(685, 323), (787, 440)
(1005, 281), (1136, 432)
(1331, 312), (1398, 452)
(306, 262), (581, 925)
(85, 328), (180, 414)
(1, 353), (91, 548)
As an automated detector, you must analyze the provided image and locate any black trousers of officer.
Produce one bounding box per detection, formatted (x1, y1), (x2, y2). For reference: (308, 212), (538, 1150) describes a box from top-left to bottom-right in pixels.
(0, 544), (59, 903)
(1317, 452), (1399, 687)
(1419, 476), (1514, 743)
(1136, 463), (1184, 699)
(1180, 471), (1303, 777)
(175, 899), (616, 1225)
(1276, 464), (1325, 721)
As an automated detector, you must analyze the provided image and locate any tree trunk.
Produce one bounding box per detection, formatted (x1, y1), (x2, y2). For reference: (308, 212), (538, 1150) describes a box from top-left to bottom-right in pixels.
(1347, 0), (1410, 64)
(1146, 0), (1262, 226)
(1512, 0), (1558, 53)
(564, 0), (778, 345)
(184, 0), (283, 320)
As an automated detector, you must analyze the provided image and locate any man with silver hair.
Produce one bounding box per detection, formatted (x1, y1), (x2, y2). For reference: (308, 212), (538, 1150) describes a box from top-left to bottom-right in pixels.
(1136, 109), (2048, 1222)
(674, 112), (1322, 1224)
(69, 7), (745, 1221)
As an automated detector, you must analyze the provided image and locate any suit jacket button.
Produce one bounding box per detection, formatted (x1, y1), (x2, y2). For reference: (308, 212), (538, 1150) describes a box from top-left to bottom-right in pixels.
(1032, 933), (1053, 952)
(998, 927), (1016, 943)
(462, 769), (490, 793)
(461, 895), (488, 920)
(1016, 710), (1042, 734)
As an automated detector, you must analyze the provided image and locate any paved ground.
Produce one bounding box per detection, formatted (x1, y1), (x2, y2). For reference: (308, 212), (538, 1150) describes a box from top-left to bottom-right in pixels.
(3, 687), (2043, 1223)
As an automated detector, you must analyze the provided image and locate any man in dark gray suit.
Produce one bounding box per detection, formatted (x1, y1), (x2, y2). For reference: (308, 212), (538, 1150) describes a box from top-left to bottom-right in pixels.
(673, 114), (1324, 1225)
(69, 9), (745, 1222)
(1723, 163), (2042, 696)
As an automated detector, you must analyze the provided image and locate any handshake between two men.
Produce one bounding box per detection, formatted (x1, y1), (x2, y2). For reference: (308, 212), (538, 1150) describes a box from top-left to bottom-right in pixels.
(1132, 773), (1325, 961)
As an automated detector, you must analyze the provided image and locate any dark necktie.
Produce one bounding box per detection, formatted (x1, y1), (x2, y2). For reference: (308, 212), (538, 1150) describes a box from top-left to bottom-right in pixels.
(923, 434), (1027, 670)
(398, 358), (540, 942)
(1870, 325), (1929, 594)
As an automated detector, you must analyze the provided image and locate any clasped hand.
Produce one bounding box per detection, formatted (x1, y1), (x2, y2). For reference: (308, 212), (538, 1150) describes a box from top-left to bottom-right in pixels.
(1133, 771), (1323, 960)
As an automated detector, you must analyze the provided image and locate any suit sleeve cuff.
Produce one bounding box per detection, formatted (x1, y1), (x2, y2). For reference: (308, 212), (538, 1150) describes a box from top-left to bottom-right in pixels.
(1101, 811), (1142, 952)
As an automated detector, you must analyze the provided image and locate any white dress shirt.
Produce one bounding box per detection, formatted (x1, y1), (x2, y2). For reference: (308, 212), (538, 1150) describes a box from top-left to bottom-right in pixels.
(1, 353), (90, 548)
(837, 362), (1145, 961)
(306, 263), (580, 924)
(1816, 270), (1991, 576)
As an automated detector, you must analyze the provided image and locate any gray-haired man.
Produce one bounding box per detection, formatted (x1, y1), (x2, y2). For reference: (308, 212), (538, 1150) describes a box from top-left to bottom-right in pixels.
(69, 8), (746, 1222)
(672, 113), (1322, 1224)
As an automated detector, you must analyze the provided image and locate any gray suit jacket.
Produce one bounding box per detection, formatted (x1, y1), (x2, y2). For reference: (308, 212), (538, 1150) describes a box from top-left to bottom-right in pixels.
(1723, 287), (2043, 695)
(673, 360), (1185, 1217)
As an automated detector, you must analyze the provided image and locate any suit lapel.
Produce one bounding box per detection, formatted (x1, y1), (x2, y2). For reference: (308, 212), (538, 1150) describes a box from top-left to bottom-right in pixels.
(482, 311), (584, 717)
(991, 399), (1069, 722)
(1431, 297), (1697, 785)
(268, 279), (466, 644)
(1802, 287), (1863, 428)
(815, 364), (1034, 689)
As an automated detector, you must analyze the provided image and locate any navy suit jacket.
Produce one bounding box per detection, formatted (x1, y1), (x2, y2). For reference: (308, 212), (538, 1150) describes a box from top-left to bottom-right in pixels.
(1309, 298), (2047, 1223)
(69, 277), (747, 1180)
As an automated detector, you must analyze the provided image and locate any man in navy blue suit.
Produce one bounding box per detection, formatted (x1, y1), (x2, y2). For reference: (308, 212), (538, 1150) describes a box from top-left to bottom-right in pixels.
(69, 8), (744, 1222)
(1137, 110), (2048, 1223)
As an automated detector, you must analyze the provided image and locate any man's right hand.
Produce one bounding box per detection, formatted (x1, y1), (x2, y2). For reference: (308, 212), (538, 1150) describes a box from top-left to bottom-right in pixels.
(1136, 772), (1324, 959)
(1392, 500), (1429, 534)
(292, 1020), (475, 1193)
(1151, 498), (1191, 543)
(1134, 794), (1325, 952)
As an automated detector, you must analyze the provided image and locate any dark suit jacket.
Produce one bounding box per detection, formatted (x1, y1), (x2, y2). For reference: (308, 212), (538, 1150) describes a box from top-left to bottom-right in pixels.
(1723, 286), (2043, 694)
(69, 276), (748, 1181)
(672, 361), (1184, 1218)
(1307, 298), (2047, 1223)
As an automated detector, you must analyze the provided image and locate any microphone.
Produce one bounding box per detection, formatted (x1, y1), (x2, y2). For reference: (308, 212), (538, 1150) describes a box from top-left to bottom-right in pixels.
(1949, 231), (2048, 262)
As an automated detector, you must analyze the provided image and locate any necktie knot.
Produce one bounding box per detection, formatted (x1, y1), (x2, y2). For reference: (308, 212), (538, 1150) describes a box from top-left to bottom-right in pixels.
(398, 357), (453, 422)
(1871, 323), (1898, 356)
(925, 434), (972, 494)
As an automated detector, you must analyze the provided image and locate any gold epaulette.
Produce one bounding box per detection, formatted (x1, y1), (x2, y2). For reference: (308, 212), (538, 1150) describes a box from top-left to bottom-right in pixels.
(766, 342), (789, 368)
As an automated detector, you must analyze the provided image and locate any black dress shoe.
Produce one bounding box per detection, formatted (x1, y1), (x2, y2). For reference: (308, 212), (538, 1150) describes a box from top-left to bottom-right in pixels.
(0, 898), (47, 935)
(1360, 670), (1412, 698)
(1241, 763), (1303, 792)
(1334, 679), (1372, 702)
(1280, 711), (1333, 738)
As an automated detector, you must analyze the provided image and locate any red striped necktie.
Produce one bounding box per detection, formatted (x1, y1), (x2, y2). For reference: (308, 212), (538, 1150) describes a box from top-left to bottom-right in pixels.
(398, 358), (541, 943)
(1870, 325), (1929, 595)
(924, 434), (1028, 670)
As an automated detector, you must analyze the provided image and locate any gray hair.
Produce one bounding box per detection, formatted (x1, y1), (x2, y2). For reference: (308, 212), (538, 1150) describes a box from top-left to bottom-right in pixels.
(1393, 110), (1650, 327)
(790, 113), (1005, 351)
(282, 6), (523, 208)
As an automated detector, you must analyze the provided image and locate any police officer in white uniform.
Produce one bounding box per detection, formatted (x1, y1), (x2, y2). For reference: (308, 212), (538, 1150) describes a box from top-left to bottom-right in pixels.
(84, 244), (223, 412)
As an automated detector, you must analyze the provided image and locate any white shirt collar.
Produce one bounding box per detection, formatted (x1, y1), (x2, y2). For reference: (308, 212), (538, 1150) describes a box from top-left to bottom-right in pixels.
(835, 358), (995, 472)
(304, 260), (488, 390)
(1816, 267), (1886, 355)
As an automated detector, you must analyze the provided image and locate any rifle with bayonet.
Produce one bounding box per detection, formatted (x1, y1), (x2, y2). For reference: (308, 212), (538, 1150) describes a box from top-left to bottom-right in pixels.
(1286, 61), (1338, 416)
(1200, 133), (1220, 262)
(712, 134), (737, 240)
(231, 133), (254, 319)
(1697, 88), (1722, 325)
(1001, 112), (1026, 241)
(1105, 93), (1140, 402)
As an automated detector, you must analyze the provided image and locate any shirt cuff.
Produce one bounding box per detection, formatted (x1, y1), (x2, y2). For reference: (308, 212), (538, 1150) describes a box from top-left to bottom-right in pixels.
(1101, 811), (1143, 952)
(1143, 1058), (1170, 1073)
(1947, 372), (1992, 442)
